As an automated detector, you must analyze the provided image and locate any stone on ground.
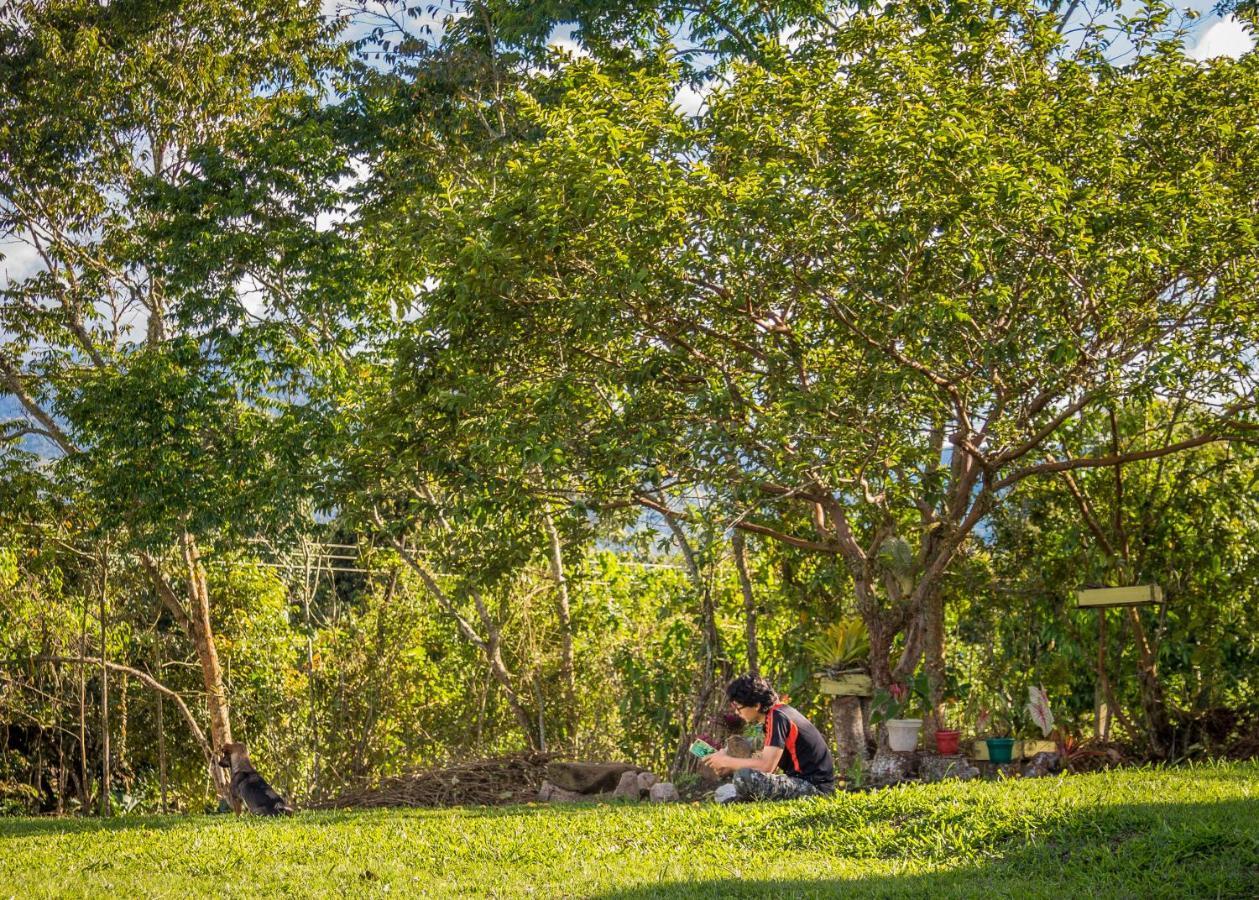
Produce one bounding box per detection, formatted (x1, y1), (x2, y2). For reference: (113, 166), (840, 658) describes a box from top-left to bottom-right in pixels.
(612, 771), (641, 800)
(537, 780), (586, 803)
(918, 754), (980, 783)
(649, 782), (680, 803)
(1023, 751), (1062, 778)
(635, 772), (658, 794)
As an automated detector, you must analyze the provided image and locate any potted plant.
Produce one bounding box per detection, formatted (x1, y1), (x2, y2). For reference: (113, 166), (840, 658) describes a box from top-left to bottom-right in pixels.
(934, 700), (962, 756)
(870, 673), (930, 752)
(976, 696), (1018, 764)
(1021, 685), (1056, 756)
(808, 617), (873, 696)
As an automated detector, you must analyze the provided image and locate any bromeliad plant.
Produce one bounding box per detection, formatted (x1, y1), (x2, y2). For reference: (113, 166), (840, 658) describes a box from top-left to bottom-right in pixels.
(805, 616), (871, 675)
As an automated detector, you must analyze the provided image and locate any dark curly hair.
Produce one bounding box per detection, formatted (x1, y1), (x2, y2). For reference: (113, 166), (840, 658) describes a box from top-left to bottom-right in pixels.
(726, 674), (778, 713)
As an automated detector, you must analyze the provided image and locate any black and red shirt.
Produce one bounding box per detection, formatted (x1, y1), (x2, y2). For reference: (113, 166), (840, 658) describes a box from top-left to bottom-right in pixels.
(765, 703), (835, 793)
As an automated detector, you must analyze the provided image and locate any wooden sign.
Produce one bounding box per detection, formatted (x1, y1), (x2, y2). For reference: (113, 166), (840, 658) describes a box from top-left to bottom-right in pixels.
(816, 673), (874, 697)
(1076, 584), (1163, 609)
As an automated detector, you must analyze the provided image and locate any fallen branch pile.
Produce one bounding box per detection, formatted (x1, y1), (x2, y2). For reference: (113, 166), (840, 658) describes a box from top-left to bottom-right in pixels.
(312, 752), (559, 809)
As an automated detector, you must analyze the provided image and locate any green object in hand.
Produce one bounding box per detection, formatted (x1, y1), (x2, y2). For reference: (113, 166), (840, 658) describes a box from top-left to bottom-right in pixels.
(689, 739), (717, 758)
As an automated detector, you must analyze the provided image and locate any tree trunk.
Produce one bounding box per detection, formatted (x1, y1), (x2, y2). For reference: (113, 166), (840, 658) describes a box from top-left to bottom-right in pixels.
(830, 695), (868, 778)
(98, 555), (110, 817)
(181, 532), (231, 752)
(1125, 607), (1170, 757)
(731, 531), (758, 676)
(922, 584), (946, 734)
(141, 535), (234, 803)
(658, 501), (730, 778)
(542, 509), (576, 742)
(78, 597), (89, 809)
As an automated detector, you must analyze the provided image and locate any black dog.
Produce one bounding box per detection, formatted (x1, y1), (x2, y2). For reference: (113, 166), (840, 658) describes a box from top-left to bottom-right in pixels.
(217, 742), (294, 816)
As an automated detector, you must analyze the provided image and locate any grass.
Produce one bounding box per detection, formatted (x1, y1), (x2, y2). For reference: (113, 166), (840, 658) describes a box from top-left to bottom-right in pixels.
(1, 761), (1257, 898)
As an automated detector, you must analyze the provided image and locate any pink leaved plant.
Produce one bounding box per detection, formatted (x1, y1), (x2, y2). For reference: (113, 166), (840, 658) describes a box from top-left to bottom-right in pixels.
(1025, 686), (1054, 737)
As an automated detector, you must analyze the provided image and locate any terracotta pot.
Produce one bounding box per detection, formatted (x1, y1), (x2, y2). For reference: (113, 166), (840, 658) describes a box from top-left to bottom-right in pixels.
(935, 729), (961, 755)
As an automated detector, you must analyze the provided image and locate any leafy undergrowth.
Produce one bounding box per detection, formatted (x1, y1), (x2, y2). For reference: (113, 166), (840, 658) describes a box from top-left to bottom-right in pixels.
(1, 762), (1256, 898)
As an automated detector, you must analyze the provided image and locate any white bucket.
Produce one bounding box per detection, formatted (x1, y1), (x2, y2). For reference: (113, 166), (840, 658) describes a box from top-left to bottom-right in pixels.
(886, 718), (923, 752)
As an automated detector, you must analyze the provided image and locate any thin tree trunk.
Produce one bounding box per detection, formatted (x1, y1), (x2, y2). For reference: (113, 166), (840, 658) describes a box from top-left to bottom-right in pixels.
(1125, 607), (1170, 756)
(141, 536), (234, 803)
(157, 683), (168, 813)
(922, 585), (946, 735)
(1109, 411), (1170, 757)
(57, 727), (66, 815)
(658, 499), (728, 777)
(78, 594), (89, 808)
(117, 672), (128, 791)
(32, 656), (214, 767)
(155, 639), (168, 813)
(181, 532), (231, 751)
(374, 506), (538, 749)
(1096, 609), (1112, 741)
(731, 531), (758, 676)
(98, 554), (110, 817)
(542, 509), (576, 741)
(302, 573), (320, 801)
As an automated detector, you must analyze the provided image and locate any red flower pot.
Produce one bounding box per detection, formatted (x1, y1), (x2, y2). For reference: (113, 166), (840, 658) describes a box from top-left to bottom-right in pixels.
(935, 729), (962, 756)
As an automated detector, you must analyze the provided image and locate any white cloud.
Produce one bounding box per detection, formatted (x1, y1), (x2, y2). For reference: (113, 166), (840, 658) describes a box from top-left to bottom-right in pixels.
(0, 236), (45, 288)
(674, 81), (715, 118)
(1186, 15), (1255, 61)
(548, 25), (590, 60)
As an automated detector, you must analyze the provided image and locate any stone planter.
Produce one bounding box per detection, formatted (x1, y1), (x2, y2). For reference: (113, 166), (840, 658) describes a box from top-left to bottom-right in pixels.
(886, 718), (922, 752)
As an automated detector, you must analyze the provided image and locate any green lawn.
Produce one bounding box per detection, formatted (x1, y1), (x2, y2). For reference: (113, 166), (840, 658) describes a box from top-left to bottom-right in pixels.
(2, 762), (1256, 898)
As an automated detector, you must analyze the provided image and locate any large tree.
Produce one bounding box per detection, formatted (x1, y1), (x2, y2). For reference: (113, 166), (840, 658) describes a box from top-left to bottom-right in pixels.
(355, 0), (1258, 762)
(0, 0), (341, 799)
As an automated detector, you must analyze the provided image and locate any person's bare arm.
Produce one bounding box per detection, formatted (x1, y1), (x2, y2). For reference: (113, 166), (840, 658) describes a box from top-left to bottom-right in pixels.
(701, 744), (784, 776)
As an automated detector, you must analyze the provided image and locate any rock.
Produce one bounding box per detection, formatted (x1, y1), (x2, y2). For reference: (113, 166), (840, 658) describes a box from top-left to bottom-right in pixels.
(1023, 751), (1062, 778)
(612, 770), (641, 800)
(918, 754), (980, 783)
(537, 780), (586, 803)
(635, 772), (658, 795)
(868, 748), (913, 786)
(649, 782), (680, 803)
(725, 736), (754, 759)
(546, 762), (643, 795)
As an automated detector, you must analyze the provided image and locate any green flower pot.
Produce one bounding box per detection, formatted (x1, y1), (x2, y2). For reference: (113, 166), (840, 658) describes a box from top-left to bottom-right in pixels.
(985, 737), (1016, 763)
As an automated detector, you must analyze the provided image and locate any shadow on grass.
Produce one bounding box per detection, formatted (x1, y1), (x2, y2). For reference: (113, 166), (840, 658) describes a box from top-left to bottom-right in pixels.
(0, 813), (219, 840)
(592, 798), (1259, 899)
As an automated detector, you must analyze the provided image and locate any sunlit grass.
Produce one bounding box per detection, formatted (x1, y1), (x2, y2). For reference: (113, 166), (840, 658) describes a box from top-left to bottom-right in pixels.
(1, 761), (1256, 898)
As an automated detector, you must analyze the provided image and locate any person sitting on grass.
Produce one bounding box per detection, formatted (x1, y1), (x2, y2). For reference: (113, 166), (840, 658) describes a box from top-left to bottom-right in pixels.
(700, 674), (835, 801)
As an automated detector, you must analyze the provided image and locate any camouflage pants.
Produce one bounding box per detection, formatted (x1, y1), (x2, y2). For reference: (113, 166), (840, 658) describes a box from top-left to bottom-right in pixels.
(732, 768), (822, 802)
